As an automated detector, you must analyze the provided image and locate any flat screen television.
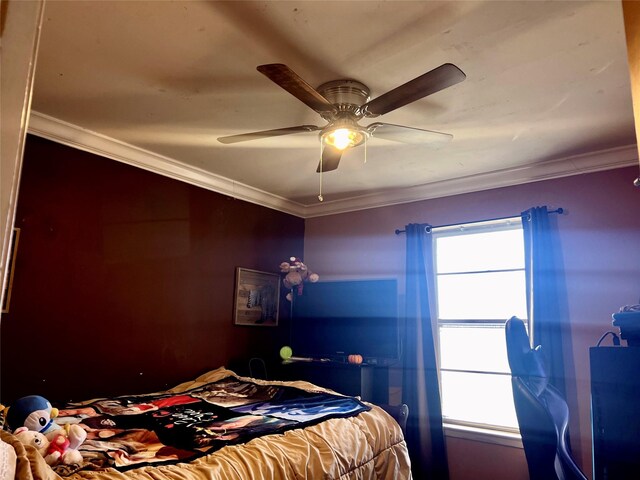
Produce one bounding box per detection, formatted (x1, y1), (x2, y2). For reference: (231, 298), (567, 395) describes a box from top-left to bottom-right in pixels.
(290, 279), (400, 364)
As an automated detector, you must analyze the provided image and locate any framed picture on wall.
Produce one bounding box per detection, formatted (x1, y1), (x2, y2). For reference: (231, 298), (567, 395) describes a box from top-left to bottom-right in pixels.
(233, 267), (280, 327)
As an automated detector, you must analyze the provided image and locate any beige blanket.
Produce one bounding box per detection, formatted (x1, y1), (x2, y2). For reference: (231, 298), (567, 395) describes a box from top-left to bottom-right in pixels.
(2, 368), (412, 479)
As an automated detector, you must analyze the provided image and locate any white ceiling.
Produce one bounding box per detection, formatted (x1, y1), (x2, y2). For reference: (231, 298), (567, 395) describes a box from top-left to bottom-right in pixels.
(29, 0), (638, 217)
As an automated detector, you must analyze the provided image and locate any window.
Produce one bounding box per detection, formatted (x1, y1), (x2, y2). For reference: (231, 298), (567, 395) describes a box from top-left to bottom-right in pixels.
(432, 218), (527, 432)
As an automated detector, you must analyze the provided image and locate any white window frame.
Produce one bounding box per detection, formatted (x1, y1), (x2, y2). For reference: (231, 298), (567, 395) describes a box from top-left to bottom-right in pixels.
(431, 217), (528, 442)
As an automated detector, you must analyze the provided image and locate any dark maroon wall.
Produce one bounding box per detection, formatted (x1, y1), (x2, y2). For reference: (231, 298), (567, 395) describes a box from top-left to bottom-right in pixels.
(1, 136), (304, 403)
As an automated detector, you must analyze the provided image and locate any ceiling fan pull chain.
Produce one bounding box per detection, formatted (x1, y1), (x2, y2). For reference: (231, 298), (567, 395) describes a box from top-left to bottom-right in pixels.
(364, 136), (368, 164)
(318, 143), (324, 202)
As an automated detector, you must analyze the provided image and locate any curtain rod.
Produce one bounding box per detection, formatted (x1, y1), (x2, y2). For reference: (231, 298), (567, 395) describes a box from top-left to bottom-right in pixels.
(394, 207), (564, 235)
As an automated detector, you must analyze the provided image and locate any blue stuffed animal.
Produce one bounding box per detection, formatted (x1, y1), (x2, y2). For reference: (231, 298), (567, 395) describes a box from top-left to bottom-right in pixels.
(6, 395), (61, 436)
(6, 395), (86, 465)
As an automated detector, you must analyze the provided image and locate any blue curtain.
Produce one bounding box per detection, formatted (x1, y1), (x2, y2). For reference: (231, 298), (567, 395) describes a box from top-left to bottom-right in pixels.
(521, 206), (567, 395)
(402, 223), (449, 479)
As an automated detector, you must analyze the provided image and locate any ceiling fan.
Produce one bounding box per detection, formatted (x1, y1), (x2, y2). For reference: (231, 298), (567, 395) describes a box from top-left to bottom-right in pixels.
(217, 63), (466, 173)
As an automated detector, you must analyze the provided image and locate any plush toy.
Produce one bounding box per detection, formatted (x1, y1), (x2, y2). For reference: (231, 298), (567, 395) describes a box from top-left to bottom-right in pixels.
(279, 257), (319, 301)
(6, 395), (86, 465)
(13, 427), (50, 460)
(14, 426), (83, 466)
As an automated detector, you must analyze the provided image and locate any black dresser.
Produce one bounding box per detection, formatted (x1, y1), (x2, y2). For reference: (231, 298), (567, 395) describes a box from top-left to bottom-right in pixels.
(590, 346), (640, 479)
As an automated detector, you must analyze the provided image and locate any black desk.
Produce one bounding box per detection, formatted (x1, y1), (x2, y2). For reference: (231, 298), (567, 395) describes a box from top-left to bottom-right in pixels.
(275, 360), (389, 403)
(590, 347), (640, 480)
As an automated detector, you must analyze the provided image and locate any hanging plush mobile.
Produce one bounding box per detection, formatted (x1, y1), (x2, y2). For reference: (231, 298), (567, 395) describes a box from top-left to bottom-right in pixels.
(279, 257), (319, 301)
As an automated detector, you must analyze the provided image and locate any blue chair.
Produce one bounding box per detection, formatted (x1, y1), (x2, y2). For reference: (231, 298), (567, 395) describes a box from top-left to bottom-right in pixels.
(505, 316), (587, 480)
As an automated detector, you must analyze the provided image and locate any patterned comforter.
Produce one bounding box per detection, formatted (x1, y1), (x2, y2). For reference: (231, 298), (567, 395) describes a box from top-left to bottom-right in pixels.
(1, 367), (412, 479)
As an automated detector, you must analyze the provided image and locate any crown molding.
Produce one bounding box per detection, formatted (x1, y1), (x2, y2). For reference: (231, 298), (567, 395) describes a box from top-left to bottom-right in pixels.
(302, 144), (638, 217)
(28, 112), (637, 219)
(27, 112), (308, 217)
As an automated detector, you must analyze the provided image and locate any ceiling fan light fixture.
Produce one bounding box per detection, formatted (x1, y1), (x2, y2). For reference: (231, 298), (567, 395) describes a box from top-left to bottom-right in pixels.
(323, 128), (364, 150)
(321, 115), (368, 151)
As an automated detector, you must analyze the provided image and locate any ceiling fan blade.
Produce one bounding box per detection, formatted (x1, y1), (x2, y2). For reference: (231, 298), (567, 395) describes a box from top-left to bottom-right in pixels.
(217, 125), (319, 144)
(316, 145), (342, 172)
(257, 64), (337, 115)
(362, 63), (466, 117)
(368, 122), (452, 145)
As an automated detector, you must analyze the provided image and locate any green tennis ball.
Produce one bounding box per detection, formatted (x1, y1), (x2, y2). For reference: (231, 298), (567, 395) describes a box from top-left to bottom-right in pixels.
(280, 346), (293, 360)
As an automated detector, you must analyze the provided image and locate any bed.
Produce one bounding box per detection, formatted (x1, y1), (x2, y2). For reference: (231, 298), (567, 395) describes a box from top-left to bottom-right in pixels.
(1, 367), (412, 479)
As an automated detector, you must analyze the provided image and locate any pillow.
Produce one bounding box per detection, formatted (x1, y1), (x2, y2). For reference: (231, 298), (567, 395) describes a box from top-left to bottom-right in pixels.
(0, 439), (16, 480)
(523, 346), (549, 396)
(524, 345), (547, 376)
